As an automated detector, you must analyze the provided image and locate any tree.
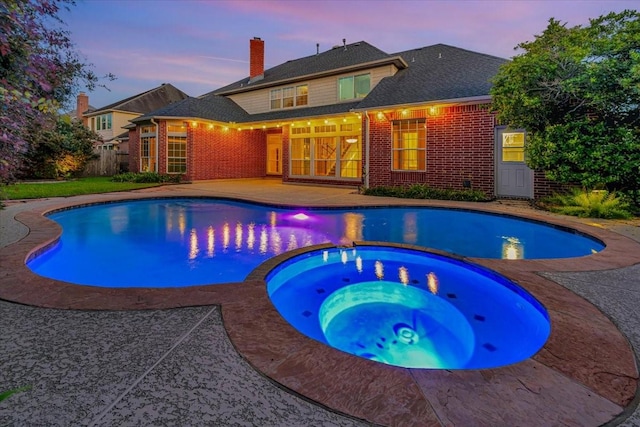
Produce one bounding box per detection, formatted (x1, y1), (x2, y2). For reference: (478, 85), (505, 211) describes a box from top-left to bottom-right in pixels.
(491, 10), (640, 204)
(0, 0), (111, 183)
(21, 115), (98, 179)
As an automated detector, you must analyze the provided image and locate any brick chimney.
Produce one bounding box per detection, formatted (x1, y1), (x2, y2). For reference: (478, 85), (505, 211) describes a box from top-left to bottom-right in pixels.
(249, 37), (264, 82)
(76, 92), (89, 125)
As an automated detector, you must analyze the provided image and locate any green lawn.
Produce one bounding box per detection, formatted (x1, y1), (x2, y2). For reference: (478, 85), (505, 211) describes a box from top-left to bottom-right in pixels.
(1, 177), (164, 200)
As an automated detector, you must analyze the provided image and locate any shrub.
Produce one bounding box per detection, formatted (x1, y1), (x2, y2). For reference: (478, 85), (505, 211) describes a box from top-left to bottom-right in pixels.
(363, 184), (490, 202)
(542, 188), (632, 219)
(111, 172), (181, 184)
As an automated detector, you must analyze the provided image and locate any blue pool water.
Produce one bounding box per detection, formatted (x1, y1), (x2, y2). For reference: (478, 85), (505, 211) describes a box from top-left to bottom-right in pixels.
(267, 246), (551, 369)
(27, 198), (604, 288)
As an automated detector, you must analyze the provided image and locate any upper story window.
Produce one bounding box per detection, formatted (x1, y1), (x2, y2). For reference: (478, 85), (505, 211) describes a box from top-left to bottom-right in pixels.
(94, 113), (112, 131)
(338, 74), (370, 101)
(270, 85), (308, 110)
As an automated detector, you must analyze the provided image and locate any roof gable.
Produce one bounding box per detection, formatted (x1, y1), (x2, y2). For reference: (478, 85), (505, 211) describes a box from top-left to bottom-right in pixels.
(87, 83), (190, 116)
(209, 41), (401, 96)
(356, 44), (508, 109)
(133, 95), (250, 124)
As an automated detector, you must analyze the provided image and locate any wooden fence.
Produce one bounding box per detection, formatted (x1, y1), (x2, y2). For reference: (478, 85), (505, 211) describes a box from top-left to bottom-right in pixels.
(83, 150), (129, 176)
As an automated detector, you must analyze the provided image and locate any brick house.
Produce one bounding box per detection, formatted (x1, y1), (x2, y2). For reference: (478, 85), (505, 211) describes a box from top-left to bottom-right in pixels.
(129, 38), (549, 199)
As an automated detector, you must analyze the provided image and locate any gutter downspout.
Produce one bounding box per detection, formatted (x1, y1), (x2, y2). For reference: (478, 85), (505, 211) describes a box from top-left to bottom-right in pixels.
(364, 111), (370, 189)
(150, 118), (158, 173)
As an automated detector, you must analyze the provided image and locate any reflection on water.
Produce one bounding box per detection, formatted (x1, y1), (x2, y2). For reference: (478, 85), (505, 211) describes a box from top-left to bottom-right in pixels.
(207, 226), (214, 257)
(324, 249), (441, 294)
(168, 208), (336, 261)
(403, 212), (417, 244)
(29, 198), (605, 288)
(501, 236), (524, 260)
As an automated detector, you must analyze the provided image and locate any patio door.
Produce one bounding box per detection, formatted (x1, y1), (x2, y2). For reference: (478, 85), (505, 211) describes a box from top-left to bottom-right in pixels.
(495, 127), (533, 198)
(266, 134), (282, 175)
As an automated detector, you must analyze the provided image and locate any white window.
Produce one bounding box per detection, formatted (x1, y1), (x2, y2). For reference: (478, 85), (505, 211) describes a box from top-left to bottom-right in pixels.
(270, 85), (308, 109)
(95, 113), (112, 130)
(139, 125), (157, 172)
(338, 74), (370, 100)
(289, 120), (361, 179)
(270, 89), (282, 109)
(167, 123), (187, 174)
(392, 119), (426, 171)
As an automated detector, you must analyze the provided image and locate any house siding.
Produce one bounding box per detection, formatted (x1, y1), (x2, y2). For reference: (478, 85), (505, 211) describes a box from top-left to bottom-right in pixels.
(228, 65), (397, 115)
(89, 111), (139, 141)
(368, 104), (496, 196)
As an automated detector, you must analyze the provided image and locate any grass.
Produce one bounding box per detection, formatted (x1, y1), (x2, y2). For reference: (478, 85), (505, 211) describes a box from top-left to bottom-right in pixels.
(1, 176), (164, 200)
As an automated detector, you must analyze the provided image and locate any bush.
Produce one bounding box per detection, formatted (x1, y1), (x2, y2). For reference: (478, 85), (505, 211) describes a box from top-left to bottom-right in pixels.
(111, 172), (182, 184)
(363, 184), (490, 202)
(541, 188), (632, 219)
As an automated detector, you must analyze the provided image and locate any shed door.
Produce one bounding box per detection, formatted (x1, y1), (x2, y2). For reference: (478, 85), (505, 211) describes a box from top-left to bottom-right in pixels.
(495, 128), (533, 198)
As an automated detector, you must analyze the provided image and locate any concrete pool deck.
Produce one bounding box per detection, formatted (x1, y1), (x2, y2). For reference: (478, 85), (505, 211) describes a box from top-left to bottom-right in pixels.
(1, 178), (639, 426)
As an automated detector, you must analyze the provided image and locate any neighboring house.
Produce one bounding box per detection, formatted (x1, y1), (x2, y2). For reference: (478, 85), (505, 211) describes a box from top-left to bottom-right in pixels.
(83, 83), (189, 152)
(129, 38), (554, 199)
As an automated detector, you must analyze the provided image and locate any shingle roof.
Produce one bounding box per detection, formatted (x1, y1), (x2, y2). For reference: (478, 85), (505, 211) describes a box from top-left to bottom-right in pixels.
(356, 44), (507, 109)
(137, 43), (507, 125)
(135, 95), (360, 125)
(207, 41), (400, 96)
(246, 102), (362, 123)
(86, 83), (190, 116)
(132, 96), (250, 123)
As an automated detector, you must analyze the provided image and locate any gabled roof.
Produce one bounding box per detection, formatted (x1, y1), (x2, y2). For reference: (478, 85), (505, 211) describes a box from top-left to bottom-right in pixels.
(208, 41), (406, 96)
(86, 83), (189, 116)
(134, 95), (360, 125)
(356, 44), (507, 109)
(132, 96), (250, 124)
(136, 42), (507, 126)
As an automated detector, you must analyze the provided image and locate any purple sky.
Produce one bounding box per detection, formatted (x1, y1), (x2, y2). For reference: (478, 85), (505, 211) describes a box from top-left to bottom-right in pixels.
(61, 0), (637, 109)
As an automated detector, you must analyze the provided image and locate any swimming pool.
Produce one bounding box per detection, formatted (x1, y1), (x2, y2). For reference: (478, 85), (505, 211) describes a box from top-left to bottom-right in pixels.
(27, 198), (604, 288)
(266, 245), (551, 369)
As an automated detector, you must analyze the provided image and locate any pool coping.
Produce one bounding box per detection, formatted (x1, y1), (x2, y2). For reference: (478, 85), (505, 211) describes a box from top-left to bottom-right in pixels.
(1, 188), (639, 426)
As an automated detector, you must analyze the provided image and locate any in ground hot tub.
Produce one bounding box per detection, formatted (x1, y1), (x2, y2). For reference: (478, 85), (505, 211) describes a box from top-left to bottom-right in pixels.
(266, 245), (551, 369)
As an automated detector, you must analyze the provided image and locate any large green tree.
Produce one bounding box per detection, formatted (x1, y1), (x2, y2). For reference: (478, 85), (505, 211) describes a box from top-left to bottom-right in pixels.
(491, 10), (640, 203)
(1, 0), (111, 183)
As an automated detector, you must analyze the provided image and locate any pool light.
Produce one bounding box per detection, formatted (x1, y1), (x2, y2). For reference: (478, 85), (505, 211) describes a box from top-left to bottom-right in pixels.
(293, 213), (309, 220)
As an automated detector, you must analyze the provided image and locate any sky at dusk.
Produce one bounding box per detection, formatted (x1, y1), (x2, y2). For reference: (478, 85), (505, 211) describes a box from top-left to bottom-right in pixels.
(60, 0), (638, 109)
